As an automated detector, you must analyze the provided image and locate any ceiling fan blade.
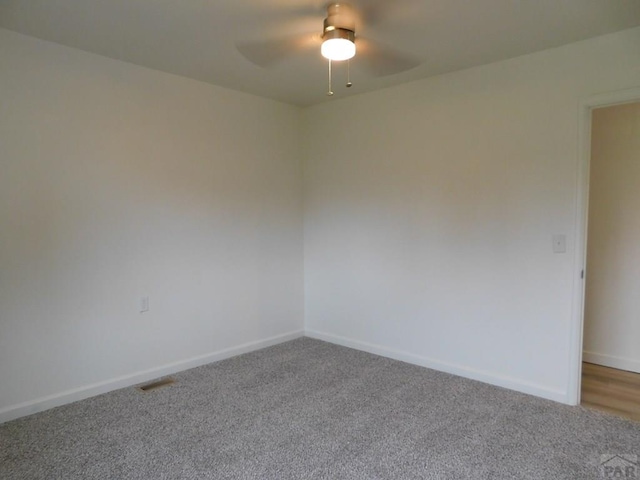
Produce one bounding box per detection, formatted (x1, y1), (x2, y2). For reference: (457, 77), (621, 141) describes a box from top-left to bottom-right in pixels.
(356, 0), (423, 27)
(355, 37), (420, 76)
(237, 32), (321, 68)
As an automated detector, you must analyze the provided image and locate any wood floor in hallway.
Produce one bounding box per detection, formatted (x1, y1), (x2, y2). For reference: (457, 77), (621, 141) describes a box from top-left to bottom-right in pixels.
(582, 362), (640, 422)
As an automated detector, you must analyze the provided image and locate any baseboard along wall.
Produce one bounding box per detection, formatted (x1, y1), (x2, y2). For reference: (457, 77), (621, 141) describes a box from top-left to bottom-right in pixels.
(305, 329), (570, 405)
(0, 330), (304, 424)
(583, 351), (640, 374)
(2, 327), (576, 424)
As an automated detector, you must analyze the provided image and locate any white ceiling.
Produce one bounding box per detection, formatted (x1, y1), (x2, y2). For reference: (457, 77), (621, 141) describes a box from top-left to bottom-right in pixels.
(2, 0), (640, 106)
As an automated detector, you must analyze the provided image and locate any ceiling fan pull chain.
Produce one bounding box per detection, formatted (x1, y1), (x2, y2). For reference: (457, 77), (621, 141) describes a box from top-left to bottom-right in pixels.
(346, 59), (352, 88)
(327, 59), (334, 96)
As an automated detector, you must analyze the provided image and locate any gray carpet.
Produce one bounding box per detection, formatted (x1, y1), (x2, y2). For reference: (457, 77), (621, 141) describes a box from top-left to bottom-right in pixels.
(1, 338), (639, 479)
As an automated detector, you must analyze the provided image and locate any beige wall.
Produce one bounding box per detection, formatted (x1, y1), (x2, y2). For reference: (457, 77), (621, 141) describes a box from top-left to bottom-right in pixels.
(0, 28), (304, 421)
(584, 102), (640, 373)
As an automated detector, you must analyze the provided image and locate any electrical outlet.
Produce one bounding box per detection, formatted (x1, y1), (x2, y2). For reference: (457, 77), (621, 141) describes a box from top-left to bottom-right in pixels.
(140, 296), (150, 313)
(552, 234), (566, 254)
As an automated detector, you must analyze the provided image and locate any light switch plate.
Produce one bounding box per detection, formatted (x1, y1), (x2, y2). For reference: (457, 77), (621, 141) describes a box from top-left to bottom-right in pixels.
(140, 296), (150, 313)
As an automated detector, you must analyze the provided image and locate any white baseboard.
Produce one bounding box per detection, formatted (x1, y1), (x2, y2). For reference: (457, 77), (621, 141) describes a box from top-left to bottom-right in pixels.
(306, 329), (569, 404)
(0, 330), (304, 424)
(583, 351), (640, 374)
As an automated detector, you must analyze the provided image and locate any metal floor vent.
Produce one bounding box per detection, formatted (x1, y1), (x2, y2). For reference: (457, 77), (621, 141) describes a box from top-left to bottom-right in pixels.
(137, 377), (175, 392)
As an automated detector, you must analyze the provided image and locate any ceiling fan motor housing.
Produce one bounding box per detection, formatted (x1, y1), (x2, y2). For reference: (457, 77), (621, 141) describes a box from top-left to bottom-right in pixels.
(323, 3), (356, 40)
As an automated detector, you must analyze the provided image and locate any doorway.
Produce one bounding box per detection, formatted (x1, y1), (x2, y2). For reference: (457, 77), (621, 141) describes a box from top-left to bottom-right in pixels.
(579, 100), (640, 421)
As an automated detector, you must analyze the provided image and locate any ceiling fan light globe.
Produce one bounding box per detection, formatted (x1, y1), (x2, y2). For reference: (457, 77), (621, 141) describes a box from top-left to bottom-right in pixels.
(321, 38), (356, 61)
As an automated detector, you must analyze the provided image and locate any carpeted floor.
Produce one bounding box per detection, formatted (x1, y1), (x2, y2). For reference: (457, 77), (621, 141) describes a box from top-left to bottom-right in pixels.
(1, 337), (639, 479)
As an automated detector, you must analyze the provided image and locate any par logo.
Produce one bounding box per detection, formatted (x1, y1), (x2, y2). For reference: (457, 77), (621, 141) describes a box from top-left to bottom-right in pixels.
(600, 454), (638, 478)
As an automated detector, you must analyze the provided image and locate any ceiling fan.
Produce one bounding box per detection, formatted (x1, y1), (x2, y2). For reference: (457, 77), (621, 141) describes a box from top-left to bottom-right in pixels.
(237, 2), (420, 96)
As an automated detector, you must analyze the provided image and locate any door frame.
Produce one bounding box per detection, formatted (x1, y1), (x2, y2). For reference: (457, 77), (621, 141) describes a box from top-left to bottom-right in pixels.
(568, 86), (640, 406)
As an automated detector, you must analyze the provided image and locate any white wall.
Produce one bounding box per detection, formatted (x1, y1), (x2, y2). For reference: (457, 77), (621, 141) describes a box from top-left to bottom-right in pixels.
(0, 29), (303, 422)
(303, 27), (640, 404)
(2, 24), (640, 422)
(584, 102), (640, 373)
